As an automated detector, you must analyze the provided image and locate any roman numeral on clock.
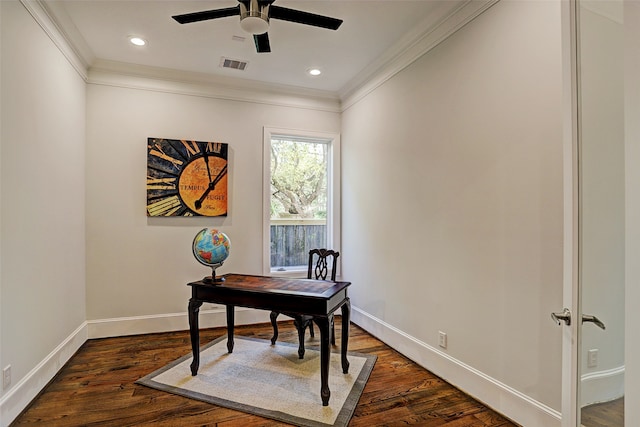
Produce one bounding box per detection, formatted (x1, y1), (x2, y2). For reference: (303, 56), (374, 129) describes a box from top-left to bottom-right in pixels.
(146, 176), (177, 190)
(149, 144), (183, 168)
(147, 195), (182, 216)
(206, 142), (222, 154)
(181, 140), (201, 157)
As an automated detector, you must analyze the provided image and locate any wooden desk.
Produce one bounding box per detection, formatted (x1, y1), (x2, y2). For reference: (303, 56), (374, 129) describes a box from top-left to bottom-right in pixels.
(187, 273), (351, 406)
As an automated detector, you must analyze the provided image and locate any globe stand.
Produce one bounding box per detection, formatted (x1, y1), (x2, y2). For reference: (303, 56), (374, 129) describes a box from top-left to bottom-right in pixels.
(203, 262), (225, 285)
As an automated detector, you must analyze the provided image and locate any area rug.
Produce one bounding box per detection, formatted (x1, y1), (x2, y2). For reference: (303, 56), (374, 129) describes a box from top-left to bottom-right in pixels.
(136, 336), (376, 427)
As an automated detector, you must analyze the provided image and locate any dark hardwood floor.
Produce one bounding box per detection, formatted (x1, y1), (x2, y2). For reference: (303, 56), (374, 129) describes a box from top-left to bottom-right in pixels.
(12, 320), (519, 426)
(581, 397), (624, 427)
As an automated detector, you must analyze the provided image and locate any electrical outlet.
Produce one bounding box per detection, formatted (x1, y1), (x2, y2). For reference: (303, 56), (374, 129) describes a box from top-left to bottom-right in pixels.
(587, 349), (598, 368)
(438, 331), (447, 349)
(3, 365), (11, 389)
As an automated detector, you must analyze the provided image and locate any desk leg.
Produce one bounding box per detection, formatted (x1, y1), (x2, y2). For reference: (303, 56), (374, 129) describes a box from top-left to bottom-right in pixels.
(293, 316), (306, 359)
(226, 305), (235, 353)
(270, 311), (279, 345)
(314, 317), (331, 406)
(341, 298), (351, 374)
(188, 299), (203, 376)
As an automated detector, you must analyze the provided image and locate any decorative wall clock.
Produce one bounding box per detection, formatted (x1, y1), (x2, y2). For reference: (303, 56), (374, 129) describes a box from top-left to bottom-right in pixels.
(147, 138), (228, 217)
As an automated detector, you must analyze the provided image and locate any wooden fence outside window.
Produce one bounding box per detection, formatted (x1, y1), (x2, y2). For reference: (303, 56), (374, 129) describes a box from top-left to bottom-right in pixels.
(270, 218), (326, 268)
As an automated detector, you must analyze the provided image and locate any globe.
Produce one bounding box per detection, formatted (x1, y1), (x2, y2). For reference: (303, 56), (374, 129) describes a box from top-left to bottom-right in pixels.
(192, 228), (231, 284)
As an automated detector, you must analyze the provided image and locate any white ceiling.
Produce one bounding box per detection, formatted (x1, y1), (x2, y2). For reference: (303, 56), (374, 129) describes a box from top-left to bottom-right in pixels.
(43, 0), (467, 96)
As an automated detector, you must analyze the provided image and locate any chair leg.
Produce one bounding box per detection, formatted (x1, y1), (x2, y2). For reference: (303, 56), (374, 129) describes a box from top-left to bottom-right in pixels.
(309, 321), (315, 337)
(270, 311), (279, 345)
(330, 315), (335, 345)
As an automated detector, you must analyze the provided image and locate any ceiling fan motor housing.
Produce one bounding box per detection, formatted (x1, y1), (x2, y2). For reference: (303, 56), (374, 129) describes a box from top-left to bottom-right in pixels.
(239, 0), (270, 35)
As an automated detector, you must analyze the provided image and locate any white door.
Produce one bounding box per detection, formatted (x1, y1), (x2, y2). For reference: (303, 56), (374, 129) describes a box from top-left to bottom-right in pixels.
(577, 1), (624, 426)
(558, 1), (625, 426)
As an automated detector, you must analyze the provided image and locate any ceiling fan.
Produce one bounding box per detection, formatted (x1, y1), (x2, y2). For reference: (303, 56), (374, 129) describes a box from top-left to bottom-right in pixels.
(172, 0), (343, 53)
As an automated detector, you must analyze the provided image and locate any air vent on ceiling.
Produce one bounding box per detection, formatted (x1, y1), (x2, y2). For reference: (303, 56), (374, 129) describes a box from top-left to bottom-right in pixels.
(220, 57), (248, 71)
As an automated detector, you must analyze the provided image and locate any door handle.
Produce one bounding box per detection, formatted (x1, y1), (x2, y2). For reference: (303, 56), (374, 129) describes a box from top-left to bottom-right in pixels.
(551, 308), (571, 326)
(582, 314), (606, 330)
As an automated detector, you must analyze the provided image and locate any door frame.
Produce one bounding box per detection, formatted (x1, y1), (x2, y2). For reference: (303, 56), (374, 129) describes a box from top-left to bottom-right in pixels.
(561, 0), (580, 426)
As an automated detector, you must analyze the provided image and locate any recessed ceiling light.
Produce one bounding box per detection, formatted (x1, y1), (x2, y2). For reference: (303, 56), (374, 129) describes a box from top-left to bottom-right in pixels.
(129, 36), (147, 46)
(308, 68), (322, 76)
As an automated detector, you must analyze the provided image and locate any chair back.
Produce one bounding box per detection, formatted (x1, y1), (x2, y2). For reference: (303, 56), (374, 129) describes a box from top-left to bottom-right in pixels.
(307, 249), (340, 281)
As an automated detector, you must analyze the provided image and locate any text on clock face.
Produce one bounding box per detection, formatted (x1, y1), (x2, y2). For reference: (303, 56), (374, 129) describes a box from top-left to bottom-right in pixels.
(191, 163), (224, 174)
(178, 186), (227, 194)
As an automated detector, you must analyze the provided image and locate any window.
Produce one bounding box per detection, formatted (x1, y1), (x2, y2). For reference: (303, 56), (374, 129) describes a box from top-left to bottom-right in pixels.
(263, 127), (340, 276)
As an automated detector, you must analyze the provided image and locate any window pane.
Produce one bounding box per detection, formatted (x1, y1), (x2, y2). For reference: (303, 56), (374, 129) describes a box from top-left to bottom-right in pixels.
(270, 137), (328, 270)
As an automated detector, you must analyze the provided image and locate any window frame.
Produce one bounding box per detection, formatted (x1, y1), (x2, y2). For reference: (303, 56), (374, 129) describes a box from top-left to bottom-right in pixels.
(262, 127), (341, 277)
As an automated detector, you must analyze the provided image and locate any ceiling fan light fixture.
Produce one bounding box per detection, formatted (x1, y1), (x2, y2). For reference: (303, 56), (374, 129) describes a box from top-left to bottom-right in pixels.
(240, 16), (269, 35)
(239, 0), (269, 35)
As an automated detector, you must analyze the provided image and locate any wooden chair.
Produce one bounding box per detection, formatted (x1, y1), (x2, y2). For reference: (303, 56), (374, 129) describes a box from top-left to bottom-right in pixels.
(270, 249), (340, 359)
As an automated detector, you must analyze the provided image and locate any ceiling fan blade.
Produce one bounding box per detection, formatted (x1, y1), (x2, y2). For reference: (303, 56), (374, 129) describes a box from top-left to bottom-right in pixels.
(254, 33), (271, 53)
(172, 6), (239, 24)
(269, 6), (343, 30)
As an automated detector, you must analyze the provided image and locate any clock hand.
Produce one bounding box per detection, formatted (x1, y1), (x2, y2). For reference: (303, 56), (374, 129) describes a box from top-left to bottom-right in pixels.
(211, 164), (227, 187)
(203, 152), (213, 182)
(194, 164), (228, 210)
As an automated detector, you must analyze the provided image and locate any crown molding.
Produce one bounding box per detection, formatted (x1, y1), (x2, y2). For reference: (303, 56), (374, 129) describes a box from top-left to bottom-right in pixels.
(21, 0), (90, 80)
(32, 0), (340, 112)
(29, 0), (498, 114)
(339, 0), (500, 112)
(88, 60), (342, 113)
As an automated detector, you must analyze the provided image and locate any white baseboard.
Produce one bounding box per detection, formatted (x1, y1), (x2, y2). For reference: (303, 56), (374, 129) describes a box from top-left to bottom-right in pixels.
(350, 306), (562, 427)
(581, 365), (625, 407)
(87, 306), (271, 339)
(0, 322), (88, 427)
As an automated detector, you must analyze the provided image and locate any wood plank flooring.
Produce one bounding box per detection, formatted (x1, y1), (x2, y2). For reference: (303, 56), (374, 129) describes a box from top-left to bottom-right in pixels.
(581, 397), (624, 427)
(12, 320), (519, 426)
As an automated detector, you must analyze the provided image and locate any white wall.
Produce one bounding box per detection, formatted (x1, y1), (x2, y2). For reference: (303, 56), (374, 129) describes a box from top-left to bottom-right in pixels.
(341, 1), (564, 424)
(0, 0), (86, 423)
(625, 2), (640, 425)
(0, 3), (4, 424)
(85, 80), (341, 323)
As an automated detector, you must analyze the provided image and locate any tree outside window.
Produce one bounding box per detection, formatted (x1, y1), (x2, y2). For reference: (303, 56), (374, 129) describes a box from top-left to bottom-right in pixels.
(270, 138), (328, 219)
(269, 137), (329, 270)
